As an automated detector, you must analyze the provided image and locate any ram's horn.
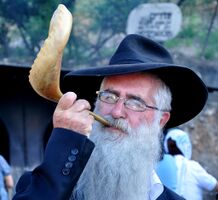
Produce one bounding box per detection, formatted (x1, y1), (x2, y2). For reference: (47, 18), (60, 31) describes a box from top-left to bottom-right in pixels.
(29, 4), (110, 126)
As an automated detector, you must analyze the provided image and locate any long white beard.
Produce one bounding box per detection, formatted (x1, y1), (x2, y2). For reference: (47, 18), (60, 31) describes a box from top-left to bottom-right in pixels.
(71, 112), (162, 200)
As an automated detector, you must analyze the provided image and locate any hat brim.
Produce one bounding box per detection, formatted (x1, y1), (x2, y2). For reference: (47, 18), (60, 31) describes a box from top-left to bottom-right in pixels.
(63, 63), (208, 129)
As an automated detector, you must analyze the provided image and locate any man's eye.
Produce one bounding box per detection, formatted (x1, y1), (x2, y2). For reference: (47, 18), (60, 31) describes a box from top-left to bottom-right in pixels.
(102, 93), (117, 102)
(126, 99), (146, 110)
(128, 99), (141, 106)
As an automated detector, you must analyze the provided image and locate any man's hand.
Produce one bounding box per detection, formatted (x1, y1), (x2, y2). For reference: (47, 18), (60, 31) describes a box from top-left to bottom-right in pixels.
(53, 92), (94, 136)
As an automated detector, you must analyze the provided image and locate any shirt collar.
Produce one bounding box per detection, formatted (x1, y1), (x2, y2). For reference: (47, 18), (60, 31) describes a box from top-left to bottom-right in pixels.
(149, 170), (164, 200)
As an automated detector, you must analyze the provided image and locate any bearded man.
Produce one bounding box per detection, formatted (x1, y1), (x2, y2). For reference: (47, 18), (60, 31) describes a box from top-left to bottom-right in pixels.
(13, 34), (208, 200)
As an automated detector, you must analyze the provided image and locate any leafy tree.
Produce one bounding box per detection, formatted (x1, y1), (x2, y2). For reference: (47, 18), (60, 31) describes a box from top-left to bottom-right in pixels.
(0, 0), (75, 63)
(67, 0), (148, 67)
(1, 0), (218, 66)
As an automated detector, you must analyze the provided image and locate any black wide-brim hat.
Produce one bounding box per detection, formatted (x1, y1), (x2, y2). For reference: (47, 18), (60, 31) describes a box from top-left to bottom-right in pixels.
(63, 34), (208, 129)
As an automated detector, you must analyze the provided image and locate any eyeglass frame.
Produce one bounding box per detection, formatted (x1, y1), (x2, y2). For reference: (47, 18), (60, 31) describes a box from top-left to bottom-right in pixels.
(96, 90), (168, 112)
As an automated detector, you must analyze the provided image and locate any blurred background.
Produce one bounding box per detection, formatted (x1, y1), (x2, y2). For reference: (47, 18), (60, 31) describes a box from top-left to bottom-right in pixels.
(1, 0), (218, 67)
(0, 0), (217, 199)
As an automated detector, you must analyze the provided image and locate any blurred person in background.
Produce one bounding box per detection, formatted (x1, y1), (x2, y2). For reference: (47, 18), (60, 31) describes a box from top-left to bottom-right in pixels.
(0, 154), (14, 200)
(164, 128), (218, 200)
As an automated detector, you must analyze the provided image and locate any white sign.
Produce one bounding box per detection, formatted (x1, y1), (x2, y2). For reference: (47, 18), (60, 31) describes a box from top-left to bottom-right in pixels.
(126, 3), (182, 42)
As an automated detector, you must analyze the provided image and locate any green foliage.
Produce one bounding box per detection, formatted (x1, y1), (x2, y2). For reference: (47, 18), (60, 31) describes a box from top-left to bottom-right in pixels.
(1, 0), (218, 65)
(201, 28), (218, 59)
(165, 13), (204, 49)
(165, 1), (218, 60)
(180, 14), (202, 38)
(71, 0), (148, 67)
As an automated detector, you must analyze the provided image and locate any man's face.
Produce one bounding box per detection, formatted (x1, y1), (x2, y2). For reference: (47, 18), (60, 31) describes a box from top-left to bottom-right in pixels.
(72, 87), (164, 200)
(71, 73), (170, 200)
(97, 73), (166, 131)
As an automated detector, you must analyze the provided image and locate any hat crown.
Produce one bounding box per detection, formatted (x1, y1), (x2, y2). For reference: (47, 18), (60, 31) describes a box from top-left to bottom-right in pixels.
(109, 34), (174, 65)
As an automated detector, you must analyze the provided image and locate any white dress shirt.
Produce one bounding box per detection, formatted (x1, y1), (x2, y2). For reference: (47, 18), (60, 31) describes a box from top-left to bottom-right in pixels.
(149, 170), (164, 200)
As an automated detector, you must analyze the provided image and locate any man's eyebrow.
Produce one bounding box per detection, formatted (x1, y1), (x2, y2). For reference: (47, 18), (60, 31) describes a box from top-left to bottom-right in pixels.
(104, 88), (120, 95)
(126, 94), (147, 103)
(103, 89), (149, 103)
(128, 94), (144, 101)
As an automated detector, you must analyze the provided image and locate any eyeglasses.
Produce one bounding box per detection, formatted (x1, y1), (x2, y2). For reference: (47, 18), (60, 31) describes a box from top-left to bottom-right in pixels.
(96, 90), (165, 112)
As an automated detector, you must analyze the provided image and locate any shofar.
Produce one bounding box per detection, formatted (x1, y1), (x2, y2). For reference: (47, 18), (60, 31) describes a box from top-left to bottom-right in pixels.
(29, 4), (73, 102)
(28, 4), (110, 126)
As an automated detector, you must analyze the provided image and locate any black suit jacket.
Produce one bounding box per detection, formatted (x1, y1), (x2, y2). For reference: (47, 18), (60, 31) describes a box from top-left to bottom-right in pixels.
(13, 128), (185, 200)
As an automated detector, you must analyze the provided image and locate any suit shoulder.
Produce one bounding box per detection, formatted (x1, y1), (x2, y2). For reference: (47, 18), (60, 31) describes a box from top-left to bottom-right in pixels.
(157, 186), (185, 200)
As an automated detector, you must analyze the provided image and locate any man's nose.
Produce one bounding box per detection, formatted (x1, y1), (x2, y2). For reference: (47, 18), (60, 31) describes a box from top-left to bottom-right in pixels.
(110, 100), (126, 119)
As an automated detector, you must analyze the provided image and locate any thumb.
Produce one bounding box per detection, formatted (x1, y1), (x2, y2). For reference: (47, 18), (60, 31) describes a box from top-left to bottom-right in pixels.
(57, 92), (77, 110)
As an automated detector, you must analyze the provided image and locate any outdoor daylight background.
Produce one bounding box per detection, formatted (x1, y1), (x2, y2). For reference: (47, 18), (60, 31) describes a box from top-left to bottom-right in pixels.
(1, 0), (218, 67)
(0, 0), (218, 199)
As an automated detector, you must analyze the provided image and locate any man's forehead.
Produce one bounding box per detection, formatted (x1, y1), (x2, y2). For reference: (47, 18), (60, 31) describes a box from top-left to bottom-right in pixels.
(102, 72), (160, 84)
(100, 73), (160, 101)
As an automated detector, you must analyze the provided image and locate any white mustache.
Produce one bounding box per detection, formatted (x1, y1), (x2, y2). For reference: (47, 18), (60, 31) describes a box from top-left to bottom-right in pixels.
(103, 115), (131, 134)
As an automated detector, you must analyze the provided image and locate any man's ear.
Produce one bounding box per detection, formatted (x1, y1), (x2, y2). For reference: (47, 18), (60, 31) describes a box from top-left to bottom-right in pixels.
(159, 112), (170, 128)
